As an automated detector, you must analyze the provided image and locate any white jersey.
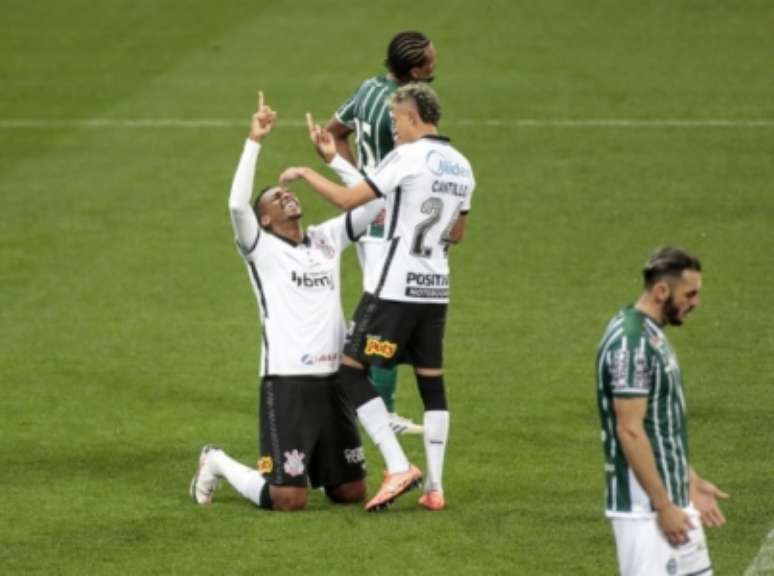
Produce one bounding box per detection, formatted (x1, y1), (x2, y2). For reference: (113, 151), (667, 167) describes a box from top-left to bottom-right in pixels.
(229, 140), (381, 377)
(327, 154), (386, 291)
(363, 135), (475, 304)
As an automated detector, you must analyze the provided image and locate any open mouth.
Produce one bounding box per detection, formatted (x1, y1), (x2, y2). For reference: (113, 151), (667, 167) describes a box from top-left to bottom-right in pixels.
(282, 198), (299, 211)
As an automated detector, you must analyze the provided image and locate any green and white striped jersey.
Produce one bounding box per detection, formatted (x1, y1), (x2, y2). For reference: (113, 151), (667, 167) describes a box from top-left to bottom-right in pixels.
(596, 305), (690, 517)
(335, 75), (399, 242)
(335, 75), (399, 175)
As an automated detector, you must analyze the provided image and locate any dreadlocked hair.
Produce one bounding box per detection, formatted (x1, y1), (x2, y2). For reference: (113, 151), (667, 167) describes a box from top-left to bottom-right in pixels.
(385, 31), (431, 81)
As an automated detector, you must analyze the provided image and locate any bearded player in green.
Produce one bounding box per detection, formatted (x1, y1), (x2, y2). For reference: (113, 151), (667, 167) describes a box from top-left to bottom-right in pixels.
(596, 247), (729, 575)
(325, 31), (437, 435)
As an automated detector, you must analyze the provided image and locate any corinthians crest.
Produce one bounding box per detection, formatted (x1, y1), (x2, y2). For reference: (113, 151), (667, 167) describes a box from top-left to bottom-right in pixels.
(283, 449), (306, 477)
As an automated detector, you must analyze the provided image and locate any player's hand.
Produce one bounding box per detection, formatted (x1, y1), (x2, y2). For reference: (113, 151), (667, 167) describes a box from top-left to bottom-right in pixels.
(306, 112), (336, 163)
(657, 503), (694, 547)
(249, 90), (277, 143)
(690, 477), (729, 528)
(279, 167), (305, 184)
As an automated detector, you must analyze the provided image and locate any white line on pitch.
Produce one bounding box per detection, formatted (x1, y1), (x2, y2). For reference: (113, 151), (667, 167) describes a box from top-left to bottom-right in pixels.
(744, 529), (774, 576)
(1, 118), (774, 129)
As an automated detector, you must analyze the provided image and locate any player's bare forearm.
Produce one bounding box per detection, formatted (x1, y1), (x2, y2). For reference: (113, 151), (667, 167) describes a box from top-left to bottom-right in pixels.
(616, 426), (672, 511)
(448, 215), (468, 244)
(614, 396), (692, 545)
(333, 137), (356, 165)
(280, 167), (374, 211)
(326, 119), (357, 165)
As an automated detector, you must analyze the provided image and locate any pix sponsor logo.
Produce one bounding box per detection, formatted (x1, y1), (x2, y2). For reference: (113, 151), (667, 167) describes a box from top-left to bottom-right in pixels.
(364, 336), (397, 359)
(300, 352), (339, 366)
(291, 270), (334, 290)
(257, 456), (273, 475)
(426, 150), (470, 178)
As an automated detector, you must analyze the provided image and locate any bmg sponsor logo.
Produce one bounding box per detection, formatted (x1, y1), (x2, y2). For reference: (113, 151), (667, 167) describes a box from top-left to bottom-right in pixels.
(291, 270), (334, 290)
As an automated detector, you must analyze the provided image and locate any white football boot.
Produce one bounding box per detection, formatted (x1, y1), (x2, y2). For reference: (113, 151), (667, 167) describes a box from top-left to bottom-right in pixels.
(388, 413), (424, 435)
(190, 444), (221, 504)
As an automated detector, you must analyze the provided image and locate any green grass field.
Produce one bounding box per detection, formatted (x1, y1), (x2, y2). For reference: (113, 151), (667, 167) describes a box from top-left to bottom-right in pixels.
(2, 1), (773, 574)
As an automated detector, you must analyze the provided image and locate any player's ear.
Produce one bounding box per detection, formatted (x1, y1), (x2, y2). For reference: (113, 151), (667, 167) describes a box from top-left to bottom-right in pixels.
(653, 280), (671, 303)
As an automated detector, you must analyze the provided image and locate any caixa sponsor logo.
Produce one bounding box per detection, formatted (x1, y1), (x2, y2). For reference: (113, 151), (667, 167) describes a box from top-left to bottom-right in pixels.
(426, 150), (470, 178)
(301, 352), (339, 365)
(291, 271), (334, 290)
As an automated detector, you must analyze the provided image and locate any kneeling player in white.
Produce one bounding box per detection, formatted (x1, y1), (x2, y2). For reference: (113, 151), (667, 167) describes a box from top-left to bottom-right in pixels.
(190, 92), (383, 511)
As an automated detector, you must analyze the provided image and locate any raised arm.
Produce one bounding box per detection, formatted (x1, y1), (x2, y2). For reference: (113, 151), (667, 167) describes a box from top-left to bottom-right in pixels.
(278, 166), (376, 211)
(307, 113), (363, 186)
(228, 91), (276, 252)
(325, 117), (357, 166)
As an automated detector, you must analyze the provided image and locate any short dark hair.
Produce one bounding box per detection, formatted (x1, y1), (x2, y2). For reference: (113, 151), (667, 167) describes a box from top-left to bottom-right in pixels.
(385, 31), (431, 80)
(252, 185), (274, 220)
(642, 246), (702, 288)
(392, 83), (441, 125)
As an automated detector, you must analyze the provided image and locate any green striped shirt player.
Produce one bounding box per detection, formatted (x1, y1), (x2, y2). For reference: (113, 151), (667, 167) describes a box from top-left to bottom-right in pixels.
(325, 31), (437, 433)
(335, 75), (398, 177)
(596, 305), (689, 515)
(595, 247), (729, 576)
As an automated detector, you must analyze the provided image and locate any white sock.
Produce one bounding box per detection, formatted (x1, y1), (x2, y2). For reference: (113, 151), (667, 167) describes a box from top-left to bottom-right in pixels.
(209, 449), (265, 506)
(423, 410), (449, 493)
(356, 397), (410, 474)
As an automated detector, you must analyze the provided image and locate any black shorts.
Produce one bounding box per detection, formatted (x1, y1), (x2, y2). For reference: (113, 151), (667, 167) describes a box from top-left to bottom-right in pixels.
(343, 293), (447, 370)
(258, 375), (366, 489)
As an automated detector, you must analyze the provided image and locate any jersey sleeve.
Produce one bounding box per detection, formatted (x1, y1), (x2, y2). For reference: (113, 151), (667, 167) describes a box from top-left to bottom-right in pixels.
(333, 82), (363, 129)
(462, 169), (476, 214)
(365, 148), (410, 198)
(328, 153), (364, 187)
(311, 198), (385, 252)
(228, 139), (261, 255)
(606, 330), (653, 397)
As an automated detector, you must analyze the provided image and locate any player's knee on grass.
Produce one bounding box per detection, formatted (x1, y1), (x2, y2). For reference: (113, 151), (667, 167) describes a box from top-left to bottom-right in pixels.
(416, 373), (447, 411)
(325, 480), (367, 504)
(268, 485), (308, 511)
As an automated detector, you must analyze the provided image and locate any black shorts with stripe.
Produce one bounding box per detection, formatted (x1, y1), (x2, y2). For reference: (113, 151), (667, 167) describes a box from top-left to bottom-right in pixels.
(343, 292), (447, 369)
(258, 375), (366, 489)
